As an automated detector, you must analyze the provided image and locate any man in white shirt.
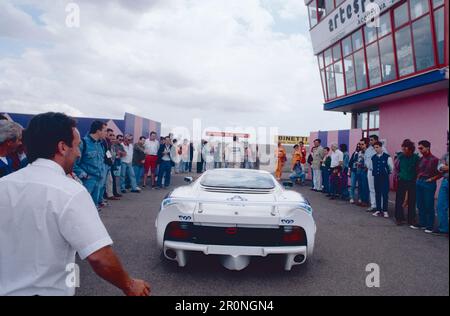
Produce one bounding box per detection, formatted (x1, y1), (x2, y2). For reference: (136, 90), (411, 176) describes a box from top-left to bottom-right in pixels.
(143, 131), (159, 188)
(225, 136), (245, 168)
(120, 134), (141, 193)
(0, 112), (150, 296)
(329, 144), (344, 199)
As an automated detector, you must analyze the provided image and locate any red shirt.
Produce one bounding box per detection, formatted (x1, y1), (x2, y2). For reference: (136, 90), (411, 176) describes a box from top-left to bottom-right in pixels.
(417, 152), (439, 179)
(300, 146), (307, 164)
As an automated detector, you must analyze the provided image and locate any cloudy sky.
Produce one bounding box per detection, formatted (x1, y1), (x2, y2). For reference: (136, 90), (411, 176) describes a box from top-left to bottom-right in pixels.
(0, 0), (350, 137)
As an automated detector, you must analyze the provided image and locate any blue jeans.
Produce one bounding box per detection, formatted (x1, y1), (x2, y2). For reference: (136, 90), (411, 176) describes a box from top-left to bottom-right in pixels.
(157, 161), (172, 188)
(120, 162), (138, 191)
(82, 175), (102, 207)
(98, 166), (109, 204)
(133, 165), (144, 186)
(416, 179), (437, 230)
(321, 167), (330, 193)
(349, 171), (358, 200)
(374, 174), (390, 212)
(437, 178), (449, 233)
(341, 169), (349, 199)
(357, 169), (369, 203)
(290, 172), (305, 184)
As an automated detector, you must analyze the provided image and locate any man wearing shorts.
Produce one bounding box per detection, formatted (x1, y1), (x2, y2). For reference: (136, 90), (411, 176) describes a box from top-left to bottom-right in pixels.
(143, 132), (159, 188)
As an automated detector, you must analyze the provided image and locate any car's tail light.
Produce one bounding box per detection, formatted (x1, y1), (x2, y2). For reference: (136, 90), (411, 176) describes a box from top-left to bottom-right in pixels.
(283, 226), (305, 243)
(167, 222), (192, 240)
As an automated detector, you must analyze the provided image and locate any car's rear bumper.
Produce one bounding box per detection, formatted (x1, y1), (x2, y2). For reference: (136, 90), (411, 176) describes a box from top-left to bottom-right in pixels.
(163, 241), (308, 271)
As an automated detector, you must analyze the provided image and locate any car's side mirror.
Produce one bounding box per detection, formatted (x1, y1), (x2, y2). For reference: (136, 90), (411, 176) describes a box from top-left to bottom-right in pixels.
(282, 181), (294, 189)
(184, 177), (194, 184)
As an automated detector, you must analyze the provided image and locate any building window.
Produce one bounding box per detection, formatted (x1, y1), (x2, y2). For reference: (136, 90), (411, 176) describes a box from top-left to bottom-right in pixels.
(317, 0), (326, 22)
(326, 65), (337, 99)
(378, 13), (392, 37)
(394, 2), (409, 28)
(324, 48), (333, 66)
(357, 111), (380, 138)
(320, 69), (327, 100)
(412, 15), (435, 71)
(354, 50), (368, 91)
(379, 35), (397, 82)
(342, 35), (353, 56)
(433, 3), (445, 65)
(308, 1), (318, 28)
(367, 42), (382, 86)
(395, 26), (415, 77)
(410, 0), (429, 19)
(365, 25), (378, 44)
(318, 0), (446, 103)
(334, 62), (345, 97)
(344, 55), (356, 93)
(352, 29), (364, 50)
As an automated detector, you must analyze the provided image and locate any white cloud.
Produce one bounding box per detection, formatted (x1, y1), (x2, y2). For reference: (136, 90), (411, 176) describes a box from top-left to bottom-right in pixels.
(0, 0), (349, 137)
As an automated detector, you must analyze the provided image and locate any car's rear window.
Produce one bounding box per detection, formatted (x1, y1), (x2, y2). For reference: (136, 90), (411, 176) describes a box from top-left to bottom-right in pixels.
(200, 170), (275, 189)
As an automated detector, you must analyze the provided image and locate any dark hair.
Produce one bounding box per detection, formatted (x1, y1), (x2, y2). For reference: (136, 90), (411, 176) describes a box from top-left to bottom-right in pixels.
(0, 114), (8, 121)
(369, 135), (379, 141)
(139, 136), (146, 141)
(360, 138), (369, 145)
(314, 139), (322, 144)
(23, 112), (77, 164)
(374, 141), (383, 147)
(89, 121), (106, 134)
(299, 141), (304, 145)
(324, 147), (330, 151)
(402, 139), (415, 152)
(293, 144), (299, 149)
(340, 144), (348, 152)
(150, 131), (157, 136)
(107, 128), (113, 133)
(116, 134), (123, 139)
(418, 140), (431, 149)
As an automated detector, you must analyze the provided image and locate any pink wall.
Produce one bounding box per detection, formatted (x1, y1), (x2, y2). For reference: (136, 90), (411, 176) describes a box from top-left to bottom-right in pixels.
(379, 89), (449, 160)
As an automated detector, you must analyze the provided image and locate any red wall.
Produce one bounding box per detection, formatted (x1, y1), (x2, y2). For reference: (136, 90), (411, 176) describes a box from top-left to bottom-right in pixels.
(379, 89), (449, 160)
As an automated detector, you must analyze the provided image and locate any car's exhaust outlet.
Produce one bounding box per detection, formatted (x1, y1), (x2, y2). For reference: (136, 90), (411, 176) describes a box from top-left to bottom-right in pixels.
(165, 249), (177, 260)
(219, 255), (251, 271)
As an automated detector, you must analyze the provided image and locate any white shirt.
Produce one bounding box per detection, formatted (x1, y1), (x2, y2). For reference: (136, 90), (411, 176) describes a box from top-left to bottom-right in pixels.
(225, 142), (245, 163)
(0, 156), (8, 165)
(0, 159), (113, 296)
(330, 149), (344, 168)
(122, 143), (134, 164)
(144, 139), (159, 156)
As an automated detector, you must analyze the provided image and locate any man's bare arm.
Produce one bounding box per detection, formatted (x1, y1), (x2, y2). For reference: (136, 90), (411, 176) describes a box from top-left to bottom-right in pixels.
(87, 246), (151, 296)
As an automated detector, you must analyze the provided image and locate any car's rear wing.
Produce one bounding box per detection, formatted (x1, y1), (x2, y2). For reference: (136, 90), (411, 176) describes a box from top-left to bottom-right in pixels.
(161, 197), (313, 215)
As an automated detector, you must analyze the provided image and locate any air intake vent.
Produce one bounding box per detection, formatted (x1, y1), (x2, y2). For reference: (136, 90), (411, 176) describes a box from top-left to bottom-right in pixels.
(201, 186), (273, 194)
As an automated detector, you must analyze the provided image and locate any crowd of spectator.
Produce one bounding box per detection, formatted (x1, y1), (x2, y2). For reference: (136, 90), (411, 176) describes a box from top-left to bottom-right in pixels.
(279, 134), (449, 237)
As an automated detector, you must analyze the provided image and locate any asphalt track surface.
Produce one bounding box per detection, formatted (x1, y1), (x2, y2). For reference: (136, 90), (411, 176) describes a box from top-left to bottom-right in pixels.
(76, 173), (449, 296)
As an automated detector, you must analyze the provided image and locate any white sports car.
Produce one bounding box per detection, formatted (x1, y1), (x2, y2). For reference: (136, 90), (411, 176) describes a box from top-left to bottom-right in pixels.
(155, 169), (317, 271)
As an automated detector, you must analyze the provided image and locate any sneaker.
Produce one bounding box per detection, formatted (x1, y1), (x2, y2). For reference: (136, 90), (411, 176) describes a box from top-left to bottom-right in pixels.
(366, 207), (376, 213)
(410, 225), (425, 230)
(383, 212), (389, 218)
(121, 190), (127, 194)
(372, 211), (381, 217)
(131, 189), (141, 193)
(349, 199), (355, 204)
(424, 229), (434, 234)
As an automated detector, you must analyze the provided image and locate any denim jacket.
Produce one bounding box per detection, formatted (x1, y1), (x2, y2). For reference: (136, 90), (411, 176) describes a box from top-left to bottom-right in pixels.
(73, 135), (106, 179)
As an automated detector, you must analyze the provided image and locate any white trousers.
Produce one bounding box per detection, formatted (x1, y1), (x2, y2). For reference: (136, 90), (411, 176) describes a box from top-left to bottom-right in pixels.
(313, 169), (322, 191)
(367, 172), (376, 208)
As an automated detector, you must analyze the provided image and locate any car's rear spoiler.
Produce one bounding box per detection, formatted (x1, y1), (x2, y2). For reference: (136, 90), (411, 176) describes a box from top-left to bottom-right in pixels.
(161, 197), (313, 215)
